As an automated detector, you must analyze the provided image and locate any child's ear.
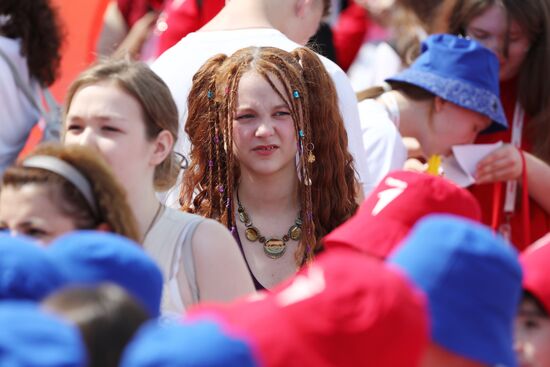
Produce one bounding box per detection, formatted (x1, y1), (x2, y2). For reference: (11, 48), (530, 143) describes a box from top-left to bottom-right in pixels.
(433, 96), (446, 113)
(295, 0), (310, 18)
(150, 130), (174, 166)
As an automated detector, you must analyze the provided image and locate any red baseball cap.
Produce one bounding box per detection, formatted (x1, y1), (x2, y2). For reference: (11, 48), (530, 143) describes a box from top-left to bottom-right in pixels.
(323, 171), (482, 259)
(188, 248), (429, 367)
(520, 233), (550, 313)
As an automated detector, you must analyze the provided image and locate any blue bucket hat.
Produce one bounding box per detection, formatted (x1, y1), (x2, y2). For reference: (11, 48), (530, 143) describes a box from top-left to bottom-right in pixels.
(0, 301), (87, 367)
(389, 214), (521, 367)
(120, 319), (258, 367)
(47, 231), (163, 318)
(0, 234), (67, 301)
(386, 34), (507, 133)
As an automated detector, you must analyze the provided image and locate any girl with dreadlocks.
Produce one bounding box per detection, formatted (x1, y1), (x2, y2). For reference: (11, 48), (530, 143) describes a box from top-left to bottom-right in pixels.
(181, 46), (359, 290)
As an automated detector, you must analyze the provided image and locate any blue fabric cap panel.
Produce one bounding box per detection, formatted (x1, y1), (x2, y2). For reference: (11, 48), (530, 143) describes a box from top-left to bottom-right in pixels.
(121, 319), (259, 367)
(389, 214), (521, 367)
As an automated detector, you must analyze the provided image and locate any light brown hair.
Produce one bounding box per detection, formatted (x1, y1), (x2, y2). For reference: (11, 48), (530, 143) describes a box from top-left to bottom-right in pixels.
(2, 143), (140, 242)
(181, 46), (358, 264)
(63, 59), (180, 190)
(449, 0), (550, 163)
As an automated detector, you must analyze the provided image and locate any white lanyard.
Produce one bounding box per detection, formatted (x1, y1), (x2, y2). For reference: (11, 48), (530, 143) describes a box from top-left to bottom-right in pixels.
(503, 100), (524, 214)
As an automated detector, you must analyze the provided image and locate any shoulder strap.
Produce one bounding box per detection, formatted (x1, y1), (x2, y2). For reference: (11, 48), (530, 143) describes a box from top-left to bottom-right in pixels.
(172, 216), (205, 305)
(0, 47), (44, 114)
(0, 46), (60, 129)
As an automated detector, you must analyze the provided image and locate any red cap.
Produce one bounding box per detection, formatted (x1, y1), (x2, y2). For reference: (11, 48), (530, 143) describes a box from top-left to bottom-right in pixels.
(520, 233), (550, 313)
(188, 248), (429, 367)
(323, 171), (482, 259)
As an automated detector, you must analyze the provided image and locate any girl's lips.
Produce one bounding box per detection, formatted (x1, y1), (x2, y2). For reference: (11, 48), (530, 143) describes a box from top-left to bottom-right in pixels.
(252, 145), (278, 156)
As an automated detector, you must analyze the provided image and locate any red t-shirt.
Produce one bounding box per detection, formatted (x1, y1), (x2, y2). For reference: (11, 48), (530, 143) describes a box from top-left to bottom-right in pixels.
(469, 78), (550, 250)
(117, 0), (164, 28)
(155, 0), (225, 56)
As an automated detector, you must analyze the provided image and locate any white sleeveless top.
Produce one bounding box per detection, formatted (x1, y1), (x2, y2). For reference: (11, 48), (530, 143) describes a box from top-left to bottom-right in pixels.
(142, 207), (204, 318)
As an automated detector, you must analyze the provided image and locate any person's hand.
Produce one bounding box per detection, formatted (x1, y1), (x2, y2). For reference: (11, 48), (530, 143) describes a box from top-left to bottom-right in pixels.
(354, 0), (396, 26)
(113, 12), (158, 59)
(475, 144), (523, 184)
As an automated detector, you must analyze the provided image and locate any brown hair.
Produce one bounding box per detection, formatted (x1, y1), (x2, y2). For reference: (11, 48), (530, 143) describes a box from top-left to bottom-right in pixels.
(43, 284), (149, 367)
(322, 0), (331, 17)
(2, 143), (140, 242)
(449, 0), (550, 163)
(63, 59), (180, 190)
(0, 0), (63, 86)
(181, 46), (358, 264)
(357, 81), (436, 103)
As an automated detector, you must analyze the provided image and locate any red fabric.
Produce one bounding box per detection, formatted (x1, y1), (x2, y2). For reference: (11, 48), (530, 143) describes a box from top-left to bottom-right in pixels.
(155, 0), (224, 56)
(521, 233), (550, 313)
(117, 0), (164, 28)
(323, 171), (482, 259)
(470, 78), (550, 251)
(188, 248), (429, 367)
(331, 3), (370, 71)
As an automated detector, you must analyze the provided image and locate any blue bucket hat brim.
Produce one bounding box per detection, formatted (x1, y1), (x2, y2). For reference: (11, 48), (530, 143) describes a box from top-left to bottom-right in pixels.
(387, 69), (507, 134)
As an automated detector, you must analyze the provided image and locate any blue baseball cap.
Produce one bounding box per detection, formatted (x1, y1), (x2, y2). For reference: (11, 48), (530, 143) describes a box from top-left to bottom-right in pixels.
(0, 301), (87, 367)
(389, 215), (521, 367)
(0, 234), (67, 301)
(47, 231), (163, 318)
(387, 34), (507, 133)
(120, 319), (259, 367)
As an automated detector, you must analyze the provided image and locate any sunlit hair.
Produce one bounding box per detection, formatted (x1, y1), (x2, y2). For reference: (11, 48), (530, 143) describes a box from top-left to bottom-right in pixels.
(0, 0), (63, 86)
(63, 59), (180, 190)
(357, 81), (436, 102)
(2, 143), (140, 242)
(181, 46), (358, 264)
(449, 0), (550, 163)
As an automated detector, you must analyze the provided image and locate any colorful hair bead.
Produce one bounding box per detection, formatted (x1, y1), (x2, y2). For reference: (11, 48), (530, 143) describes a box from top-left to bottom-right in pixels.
(298, 130), (305, 138)
(207, 90), (214, 99)
(293, 90), (300, 99)
(208, 160), (214, 168)
(217, 185), (225, 193)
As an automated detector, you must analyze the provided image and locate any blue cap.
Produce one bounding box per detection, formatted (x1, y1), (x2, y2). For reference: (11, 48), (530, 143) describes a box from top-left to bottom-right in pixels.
(387, 34), (507, 133)
(389, 215), (521, 367)
(0, 234), (67, 301)
(0, 301), (87, 367)
(120, 319), (258, 367)
(47, 231), (163, 317)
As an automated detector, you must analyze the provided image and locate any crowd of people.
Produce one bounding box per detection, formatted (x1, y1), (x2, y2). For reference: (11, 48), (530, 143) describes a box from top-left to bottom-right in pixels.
(0, 0), (549, 366)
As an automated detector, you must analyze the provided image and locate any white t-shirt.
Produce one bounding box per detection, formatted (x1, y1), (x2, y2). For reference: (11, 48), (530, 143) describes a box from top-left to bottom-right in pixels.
(0, 37), (41, 174)
(151, 28), (368, 206)
(357, 98), (407, 196)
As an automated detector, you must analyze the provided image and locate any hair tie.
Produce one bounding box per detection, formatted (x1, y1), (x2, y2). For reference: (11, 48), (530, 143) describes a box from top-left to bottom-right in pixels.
(22, 156), (99, 217)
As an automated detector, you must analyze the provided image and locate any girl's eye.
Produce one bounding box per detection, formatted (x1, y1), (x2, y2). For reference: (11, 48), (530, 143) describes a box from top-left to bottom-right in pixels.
(24, 227), (48, 238)
(101, 126), (120, 132)
(469, 30), (490, 40)
(236, 114), (255, 120)
(66, 124), (82, 132)
(274, 111), (291, 117)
